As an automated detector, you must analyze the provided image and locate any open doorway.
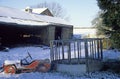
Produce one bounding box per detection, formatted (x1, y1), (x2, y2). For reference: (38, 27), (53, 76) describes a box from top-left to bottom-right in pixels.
(55, 27), (62, 40)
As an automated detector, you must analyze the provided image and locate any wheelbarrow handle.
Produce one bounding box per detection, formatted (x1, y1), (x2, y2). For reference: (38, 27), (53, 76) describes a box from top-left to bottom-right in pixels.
(28, 52), (32, 60)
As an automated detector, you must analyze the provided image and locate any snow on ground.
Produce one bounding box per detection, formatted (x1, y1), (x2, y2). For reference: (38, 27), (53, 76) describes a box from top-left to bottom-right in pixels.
(0, 46), (120, 79)
(103, 49), (120, 60)
(0, 46), (50, 66)
(0, 71), (120, 79)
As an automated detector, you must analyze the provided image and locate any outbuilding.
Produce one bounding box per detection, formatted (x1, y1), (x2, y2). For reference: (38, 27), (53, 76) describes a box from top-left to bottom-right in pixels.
(0, 6), (73, 46)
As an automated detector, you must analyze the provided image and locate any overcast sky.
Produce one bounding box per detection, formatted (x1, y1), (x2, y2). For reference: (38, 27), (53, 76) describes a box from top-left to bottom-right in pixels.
(0, 0), (100, 27)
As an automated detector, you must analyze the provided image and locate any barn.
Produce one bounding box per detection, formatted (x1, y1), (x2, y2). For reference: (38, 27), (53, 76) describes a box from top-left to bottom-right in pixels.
(0, 6), (73, 46)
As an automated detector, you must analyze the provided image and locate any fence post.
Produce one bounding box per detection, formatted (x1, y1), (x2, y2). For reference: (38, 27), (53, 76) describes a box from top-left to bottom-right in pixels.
(100, 39), (103, 59)
(84, 39), (89, 73)
(68, 41), (71, 64)
(92, 40), (94, 59)
(77, 41), (80, 61)
(97, 39), (100, 59)
(74, 41), (76, 58)
(55, 41), (58, 61)
(62, 41), (64, 60)
(58, 41), (60, 60)
(50, 41), (54, 61)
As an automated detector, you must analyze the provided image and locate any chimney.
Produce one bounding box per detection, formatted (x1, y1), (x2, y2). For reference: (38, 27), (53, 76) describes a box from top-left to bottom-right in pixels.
(25, 6), (32, 13)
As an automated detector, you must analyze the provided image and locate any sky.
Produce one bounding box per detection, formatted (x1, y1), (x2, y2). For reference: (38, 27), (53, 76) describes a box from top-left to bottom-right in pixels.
(0, 0), (100, 27)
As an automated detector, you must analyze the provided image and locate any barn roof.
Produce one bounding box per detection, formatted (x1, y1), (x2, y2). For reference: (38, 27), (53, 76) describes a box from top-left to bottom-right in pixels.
(31, 8), (53, 16)
(32, 8), (48, 14)
(0, 6), (72, 26)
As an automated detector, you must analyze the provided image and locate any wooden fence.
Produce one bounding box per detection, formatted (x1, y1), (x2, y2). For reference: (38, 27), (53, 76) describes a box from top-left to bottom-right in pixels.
(50, 38), (103, 64)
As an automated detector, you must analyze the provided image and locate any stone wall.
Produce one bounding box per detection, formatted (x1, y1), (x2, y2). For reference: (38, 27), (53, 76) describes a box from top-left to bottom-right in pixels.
(87, 59), (103, 72)
(62, 27), (73, 40)
(47, 26), (55, 45)
(56, 64), (86, 75)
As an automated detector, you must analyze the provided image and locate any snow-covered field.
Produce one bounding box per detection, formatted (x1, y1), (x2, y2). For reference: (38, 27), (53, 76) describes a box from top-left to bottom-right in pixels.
(0, 46), (120, 79)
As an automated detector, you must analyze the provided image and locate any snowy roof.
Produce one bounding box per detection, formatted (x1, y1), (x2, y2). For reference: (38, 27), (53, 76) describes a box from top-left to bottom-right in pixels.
(0, 6), (71, 26)
(32, 8), (48, 14)
(31, 8), (53, 16)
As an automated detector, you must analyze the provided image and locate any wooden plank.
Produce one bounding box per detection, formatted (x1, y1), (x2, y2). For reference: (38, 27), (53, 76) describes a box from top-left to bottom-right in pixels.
(97, 40), (100, 59)
(62, 41), (64, 60)
(94, 40), (97, 58)
(74, 42), (76, 58)
(77, 41), (80, 63)
(68, 42), (71, 64)
(56, 41), (60, 61)
(91, 40), (94, 59)
(89, 41), (92, 58)
(79, 41), (82, 58)
(100, 39), (103, 59)
(55, 42), (58, 60)
(85, 40), (88, 59)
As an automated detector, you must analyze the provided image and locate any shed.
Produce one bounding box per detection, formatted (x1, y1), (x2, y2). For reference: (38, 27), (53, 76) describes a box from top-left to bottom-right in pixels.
(0, 6), (73, 46)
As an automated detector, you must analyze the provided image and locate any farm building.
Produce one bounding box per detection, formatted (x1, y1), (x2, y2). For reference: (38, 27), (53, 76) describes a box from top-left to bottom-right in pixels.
(0, 6), (73, 46)
(73, 27), (97, 38)
(24, 7), (53, 16)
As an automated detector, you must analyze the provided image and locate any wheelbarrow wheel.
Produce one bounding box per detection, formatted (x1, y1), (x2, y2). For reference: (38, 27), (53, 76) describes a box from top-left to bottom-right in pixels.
(4, 65), (16, 74)
(36, 63), (51, 73)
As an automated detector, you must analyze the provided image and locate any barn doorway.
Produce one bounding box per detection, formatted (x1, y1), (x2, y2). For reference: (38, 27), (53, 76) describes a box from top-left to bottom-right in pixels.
(55, 27), (62, 40)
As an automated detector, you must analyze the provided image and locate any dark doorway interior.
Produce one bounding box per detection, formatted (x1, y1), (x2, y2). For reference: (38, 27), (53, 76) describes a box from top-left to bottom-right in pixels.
(0, 23), (44, 46)
(55, 27), (62, 40)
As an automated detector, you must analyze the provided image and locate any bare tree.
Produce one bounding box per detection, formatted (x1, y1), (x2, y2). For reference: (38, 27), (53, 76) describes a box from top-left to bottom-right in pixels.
(31, 2), (69, 20)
